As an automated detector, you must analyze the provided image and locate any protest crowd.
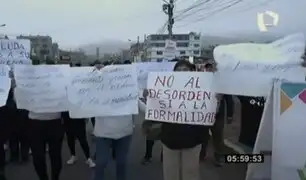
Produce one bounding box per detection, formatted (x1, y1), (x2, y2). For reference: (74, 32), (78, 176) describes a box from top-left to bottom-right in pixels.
(0, 33), (306, 180)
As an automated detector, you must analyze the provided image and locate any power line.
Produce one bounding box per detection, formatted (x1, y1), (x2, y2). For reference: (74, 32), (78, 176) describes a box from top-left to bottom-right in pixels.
(175, 0), (226, 22)
(175, 0), (243, 28)
(174, 0), (211, 19)
(231, 0), (274, 13)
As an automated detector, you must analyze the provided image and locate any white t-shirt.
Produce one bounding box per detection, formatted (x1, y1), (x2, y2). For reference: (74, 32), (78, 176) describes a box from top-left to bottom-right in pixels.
(94, 115), (133, 139)
(28, 112), (61, 120)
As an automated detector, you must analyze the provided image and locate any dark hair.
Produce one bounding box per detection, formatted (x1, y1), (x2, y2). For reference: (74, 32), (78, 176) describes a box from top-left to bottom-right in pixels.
(93, 60), (101, 65)
(173, 60), (196, 71)
(123, 60), (131, 64)
(112, 61), (122, 65)
(103, 61), (110, 66)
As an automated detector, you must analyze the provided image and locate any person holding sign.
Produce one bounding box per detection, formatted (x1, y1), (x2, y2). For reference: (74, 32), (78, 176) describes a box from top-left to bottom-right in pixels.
(140, 60), (210, 180)
(93, 60), (135, 180)
(22, 61), (65, 180)
(62, 112), (96, 168)
(27, 111), (64, 180)
(63, 63), (96, 168)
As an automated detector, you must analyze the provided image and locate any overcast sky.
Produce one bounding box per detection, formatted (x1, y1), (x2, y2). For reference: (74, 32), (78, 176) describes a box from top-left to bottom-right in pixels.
(1, 0), (305, 48)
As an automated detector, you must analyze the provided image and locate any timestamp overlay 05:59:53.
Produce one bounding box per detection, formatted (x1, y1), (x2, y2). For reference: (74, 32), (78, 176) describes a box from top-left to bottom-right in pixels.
(224, 154), (265, 163)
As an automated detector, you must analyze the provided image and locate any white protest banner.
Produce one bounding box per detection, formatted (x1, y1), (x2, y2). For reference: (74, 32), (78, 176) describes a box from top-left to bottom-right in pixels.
(213, 33), (306, 97)
(0, 39), (31, 66)
(135, 61), (175, 89)
(68, 64), (139, 118)
(0, 65), (11, 106)
(14, 65), (69, 112)
(213, 63), (305, 97)
(271, 81), (306, 180)
(213, 33), (305, 65)
(145, 72), (218, 125)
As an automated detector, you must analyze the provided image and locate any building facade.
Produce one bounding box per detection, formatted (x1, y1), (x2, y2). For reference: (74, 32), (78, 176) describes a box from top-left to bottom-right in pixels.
(130, 42), (146, 62)
(58, 50), (86, 66)
(16, 35), (53, 63)
(144, 32), (201, 61)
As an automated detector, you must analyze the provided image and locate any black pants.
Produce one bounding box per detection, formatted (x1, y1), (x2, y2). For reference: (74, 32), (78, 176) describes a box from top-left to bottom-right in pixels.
(63, 118), (90, 159)
(201, 114), (225, 158)
(144, 140), (155, 159)
(0, 140), (6, 175)
(29, 119), (64, 180)
(9, 109), (29, 162)
(91, 118), (95, 127)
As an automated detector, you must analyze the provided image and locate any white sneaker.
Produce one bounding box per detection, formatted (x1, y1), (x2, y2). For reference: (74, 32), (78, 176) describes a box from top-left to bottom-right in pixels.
(86, 158), (96, 168)
(67, 156), (77, 165)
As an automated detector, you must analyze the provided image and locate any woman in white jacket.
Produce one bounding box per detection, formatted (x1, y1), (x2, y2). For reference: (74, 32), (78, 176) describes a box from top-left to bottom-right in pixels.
(93, 115), (135, 180)
(93, 60), (136, 180)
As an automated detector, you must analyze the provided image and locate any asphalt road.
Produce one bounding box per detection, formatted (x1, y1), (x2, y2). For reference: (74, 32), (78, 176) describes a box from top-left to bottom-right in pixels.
(5, 115), (247, 180)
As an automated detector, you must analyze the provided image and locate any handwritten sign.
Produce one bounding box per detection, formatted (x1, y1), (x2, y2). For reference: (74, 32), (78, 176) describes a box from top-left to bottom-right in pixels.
(213, 33), (305, 65)
(135, 62), (175, 89)
(213, 34), (306, 97)
(68, 65), (139, 118)
(213, 62), (305, 97)
(14, 65), (69, 112)
(0, 65), (11, 106)
(145, 72), (218, 125)
(0, 39), (31, 66)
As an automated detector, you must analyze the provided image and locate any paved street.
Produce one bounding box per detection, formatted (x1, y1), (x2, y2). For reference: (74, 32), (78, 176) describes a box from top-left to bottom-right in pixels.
(5, 115), (247, 180)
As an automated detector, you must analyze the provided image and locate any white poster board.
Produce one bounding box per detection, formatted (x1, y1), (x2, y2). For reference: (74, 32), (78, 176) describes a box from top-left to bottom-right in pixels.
(68, 65), (139, 118)
(0, 65), (11, 106)
(145, 72), (218, 125)
(0, 39), (32, 66)
(213, 63), (305, 97)
(214, 33), (305, 65)
(135, 62), (175, 89)
(213, 33), (306, 97)
(14, 65), (69, 112)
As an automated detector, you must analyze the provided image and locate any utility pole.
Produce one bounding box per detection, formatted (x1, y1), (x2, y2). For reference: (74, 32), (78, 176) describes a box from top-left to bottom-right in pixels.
(136, 36), (140, 62)
(163, 0), (174, 39)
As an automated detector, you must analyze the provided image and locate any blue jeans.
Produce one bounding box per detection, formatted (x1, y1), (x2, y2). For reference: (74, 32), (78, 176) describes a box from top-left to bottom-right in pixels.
(93, 135), (132, 180)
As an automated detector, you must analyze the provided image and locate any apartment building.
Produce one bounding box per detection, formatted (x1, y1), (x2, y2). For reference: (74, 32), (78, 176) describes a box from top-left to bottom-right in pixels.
(16, 35), (53, 63)
(59, 50), (86, 65)
(144, 32), (201, 61)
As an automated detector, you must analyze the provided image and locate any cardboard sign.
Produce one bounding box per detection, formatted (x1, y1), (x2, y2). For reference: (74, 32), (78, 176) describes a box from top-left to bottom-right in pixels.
(145, 72), (218, 125)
